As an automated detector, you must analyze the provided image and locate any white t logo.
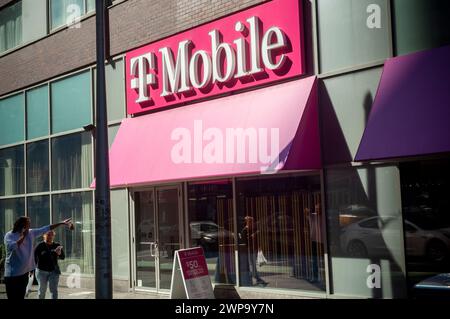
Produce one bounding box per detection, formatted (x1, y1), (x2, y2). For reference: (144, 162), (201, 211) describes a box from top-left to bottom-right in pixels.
(130, 53), (157, 103)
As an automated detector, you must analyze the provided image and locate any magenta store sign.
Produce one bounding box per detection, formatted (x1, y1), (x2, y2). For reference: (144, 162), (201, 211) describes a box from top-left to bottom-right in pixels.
(126, 0), (305, 115)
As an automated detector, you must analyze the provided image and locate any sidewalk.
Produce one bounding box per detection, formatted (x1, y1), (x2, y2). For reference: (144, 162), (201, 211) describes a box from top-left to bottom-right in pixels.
(0, 284), (169, 299)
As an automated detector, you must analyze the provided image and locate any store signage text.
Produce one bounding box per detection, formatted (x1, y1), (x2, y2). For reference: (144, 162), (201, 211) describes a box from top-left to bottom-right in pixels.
(126, 0), (304, 115)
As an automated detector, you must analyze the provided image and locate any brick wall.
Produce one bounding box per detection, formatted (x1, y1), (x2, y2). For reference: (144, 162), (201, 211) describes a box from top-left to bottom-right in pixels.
(0, 0), (267, 96)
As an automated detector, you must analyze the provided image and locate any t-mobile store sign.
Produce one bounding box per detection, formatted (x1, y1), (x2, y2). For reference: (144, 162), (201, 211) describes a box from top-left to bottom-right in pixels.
(126, 0), (304, 115)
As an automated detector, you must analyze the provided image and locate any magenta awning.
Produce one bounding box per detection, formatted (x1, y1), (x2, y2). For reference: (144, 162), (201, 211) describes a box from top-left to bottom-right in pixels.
(355, 45), (450, 162)
(106, 76), (320, 188)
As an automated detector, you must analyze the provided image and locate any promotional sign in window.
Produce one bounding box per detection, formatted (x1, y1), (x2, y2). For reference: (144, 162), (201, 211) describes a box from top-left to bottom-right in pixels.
(126, 0), (305, 115)
(170, 247), (215, 299)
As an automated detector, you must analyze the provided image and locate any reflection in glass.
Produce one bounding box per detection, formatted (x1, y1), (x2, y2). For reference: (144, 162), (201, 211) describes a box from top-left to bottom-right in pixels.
(188, 180), (235, 285)
(134, 191), (156, 289)
(26, 140), (49, 193)
(51, 71), (91, 134)
(236, 175), (325, 291)
(51, 132), (92, 190)
(0, 145), (24, 196)
(27, 196), (50, 229)
(0, 1), (22, 53)
(157, 188), (180, 290)
(50, 0), (84, 30)
(0, 198), (24, 243)
(401, 160), (450, 296)
(326, 166), (407, 298)
(0, 94), (24, 146)
(52, 192), (94, 274)
(26, 85), (49, 139)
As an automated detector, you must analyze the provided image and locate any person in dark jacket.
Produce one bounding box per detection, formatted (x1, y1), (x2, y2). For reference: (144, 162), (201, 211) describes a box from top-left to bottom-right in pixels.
(34, 230), (65, 299)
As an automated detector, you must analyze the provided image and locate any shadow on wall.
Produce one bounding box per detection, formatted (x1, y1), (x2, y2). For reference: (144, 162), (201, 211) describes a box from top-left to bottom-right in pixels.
(320, 82), (407, 298)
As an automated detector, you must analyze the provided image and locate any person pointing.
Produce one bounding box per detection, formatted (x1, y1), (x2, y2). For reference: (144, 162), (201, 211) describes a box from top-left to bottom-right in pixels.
(3, 216), (73, 299)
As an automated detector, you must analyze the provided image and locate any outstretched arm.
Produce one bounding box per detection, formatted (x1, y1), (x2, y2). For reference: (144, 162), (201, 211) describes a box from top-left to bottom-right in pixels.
(30, 218), (73, 239)
(50, 218), (72, 230)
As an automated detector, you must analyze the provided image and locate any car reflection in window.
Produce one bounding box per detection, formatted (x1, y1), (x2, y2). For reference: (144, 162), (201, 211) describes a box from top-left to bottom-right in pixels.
(190, 221), (233, 258)
(340, 216), (450, 262)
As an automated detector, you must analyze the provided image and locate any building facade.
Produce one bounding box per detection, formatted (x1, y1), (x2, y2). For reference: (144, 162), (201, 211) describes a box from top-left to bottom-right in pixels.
(0, 0), (449, 299)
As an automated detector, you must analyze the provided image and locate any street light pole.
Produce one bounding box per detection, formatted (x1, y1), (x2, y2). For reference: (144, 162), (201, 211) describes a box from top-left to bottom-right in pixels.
(94, 0), (112, 299)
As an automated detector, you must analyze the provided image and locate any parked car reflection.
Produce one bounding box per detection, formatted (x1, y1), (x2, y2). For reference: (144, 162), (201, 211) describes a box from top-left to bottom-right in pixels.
(340, 216), (450, 261)
(190, 221), (233, 257)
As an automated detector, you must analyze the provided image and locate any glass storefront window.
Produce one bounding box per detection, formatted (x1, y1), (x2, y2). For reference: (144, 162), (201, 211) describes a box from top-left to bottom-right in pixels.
(0, 94), (24, 146)
(326, 166), (407, 298)
(51, 71), (91, 134)
(400, 159), (450, 297)
(236, 174), (325, 291)
(51, 132), (92, 190)
(52, 191), (94, 274)
(0, 145), (24, 196)
(26, 85), (49, 140)
(187, 180), (235, 285)
(26, 140), (49, 193)
(27, 195), (50, 229)
(0, 198), (24, 245)
(0, 1), (22, 54)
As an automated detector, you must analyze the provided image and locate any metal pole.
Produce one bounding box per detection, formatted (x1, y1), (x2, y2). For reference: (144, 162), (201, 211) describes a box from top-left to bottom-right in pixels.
(95, 0), (113, 299)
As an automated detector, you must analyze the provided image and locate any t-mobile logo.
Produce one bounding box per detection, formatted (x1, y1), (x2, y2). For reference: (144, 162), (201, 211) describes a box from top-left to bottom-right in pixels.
(130, 53), (157, 103)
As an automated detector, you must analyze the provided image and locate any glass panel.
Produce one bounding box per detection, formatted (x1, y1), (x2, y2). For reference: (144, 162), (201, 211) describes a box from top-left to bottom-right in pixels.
(51, 132), (92, 190)
(94, 59), (126, 122)
(111, 189), (129, 279)
(0, 145), (24, 196)
(26, 140), (49, 193)
(21, 0), (47, 44)
(52, 191), (94, 274)
(188, 180), (236, 284)
(51, 71), (91, 134)
(50, 0), (84, 29)
(27, 195), (50, 229)
(326, 166), (407, 298)
(157, 188), (180, 290)
(236, 175), (325, 291)
(0, 1), (22, 53)
(317, 0), (390, 73)
(86, 0), (96, 12)
(0, 198), (24, 245)
(393, 0), (450, 56)
(400, 159), (450, 297)
(26, 85), (49, 139)
(0, 94), (24, 146)
(135, 191), (156, 288)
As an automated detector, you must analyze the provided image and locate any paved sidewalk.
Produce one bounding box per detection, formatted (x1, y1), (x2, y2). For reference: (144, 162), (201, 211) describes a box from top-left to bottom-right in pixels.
(0, 284), (169, 299)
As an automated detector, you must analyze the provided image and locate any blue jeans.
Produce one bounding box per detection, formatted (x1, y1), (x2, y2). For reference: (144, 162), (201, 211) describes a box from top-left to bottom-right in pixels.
(36, 269), (60, 299)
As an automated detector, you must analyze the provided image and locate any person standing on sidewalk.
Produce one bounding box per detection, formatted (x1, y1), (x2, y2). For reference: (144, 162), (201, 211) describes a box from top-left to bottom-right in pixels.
(34, 230), (65, 299)
(3, 216), (73, 299)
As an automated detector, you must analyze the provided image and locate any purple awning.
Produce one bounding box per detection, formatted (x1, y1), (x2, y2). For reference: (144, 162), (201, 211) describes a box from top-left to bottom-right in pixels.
(355, 45), (450, 161)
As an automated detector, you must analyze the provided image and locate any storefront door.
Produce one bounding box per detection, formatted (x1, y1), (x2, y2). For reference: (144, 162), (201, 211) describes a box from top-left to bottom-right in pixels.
(133, 185), (182, 292)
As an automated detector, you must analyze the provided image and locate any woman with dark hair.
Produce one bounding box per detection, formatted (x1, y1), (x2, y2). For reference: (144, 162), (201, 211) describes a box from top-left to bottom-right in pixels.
(3, 216), (73, 299)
